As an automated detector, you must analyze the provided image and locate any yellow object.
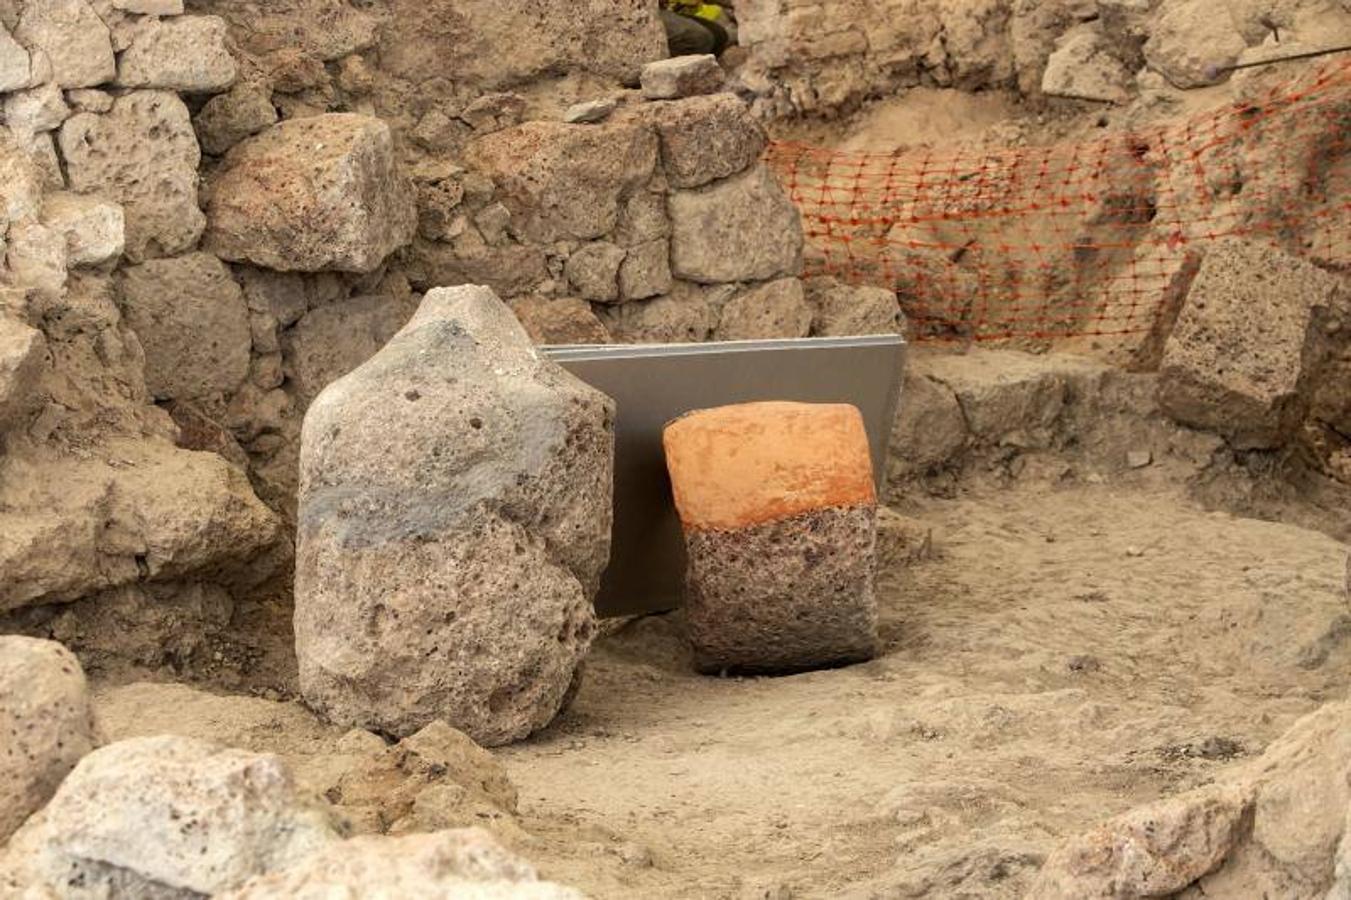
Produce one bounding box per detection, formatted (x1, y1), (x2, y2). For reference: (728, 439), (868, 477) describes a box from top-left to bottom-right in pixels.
(667, 1), (724, 22)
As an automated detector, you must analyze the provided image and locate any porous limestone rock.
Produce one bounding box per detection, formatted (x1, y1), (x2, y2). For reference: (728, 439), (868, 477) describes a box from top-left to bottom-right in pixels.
(113, 0), (184, 14)
(4, 220), (66, 298)
(376, 0), (664, 90)
(715, 277), (812, 340)
(640, 54), (724, 100)
(465, 120), (657, 244)
(509, 295), (610, 346)
(918, 349), (1106, 449)
(563, 98), (616, 124)
(1041, 22), (1132, 102)
(218, 828), (585, 899)
(888, 366), (969, 481)
(59, 90), (203, 261)
(1142, 0), (1247, 88)
(638, 93), (767, 190)
(804, 276), (902, 336)
(13, 0), (115, 88)
(118, 252), (250, 401)
(206, 114), (415, 273)
(281, 291), (418, 406)
(1030, 701), (1351, 898)
(39, 191), (124, 267)
(664, 401), (879, 673)
(0, 24), (30, 92)
(0, 636), (97, 842)
(0, 437), (282, 612)
(193, 81), (278, 155)
(295, 285), (613, 745)
(0, 317), (47, 430)
(669, 164), (802, 284)
(617, 238), (671, 301)
(115, 15), (236, 92)
(0, 131), (43, 225)
(1, 735), (338, 898)
(1159, 238), (1344, 448)
(2, 82), (69, 138)
(66, 88), (114, 114)
(565, 241), (626, 303)
(598, 282), (719, 343)
(1028, 783), (1253, 897)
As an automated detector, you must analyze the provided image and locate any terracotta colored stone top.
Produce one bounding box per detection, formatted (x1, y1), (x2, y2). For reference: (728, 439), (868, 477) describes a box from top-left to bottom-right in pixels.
(662, 401), (876, 532)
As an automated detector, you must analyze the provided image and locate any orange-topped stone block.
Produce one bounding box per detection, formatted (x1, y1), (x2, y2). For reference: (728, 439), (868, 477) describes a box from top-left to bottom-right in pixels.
(663, 401), (876, 532)
(662, 400), (879, 673)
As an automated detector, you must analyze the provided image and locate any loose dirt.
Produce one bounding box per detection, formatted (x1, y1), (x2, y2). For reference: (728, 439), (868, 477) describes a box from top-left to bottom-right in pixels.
(494, 479), (1350, 898)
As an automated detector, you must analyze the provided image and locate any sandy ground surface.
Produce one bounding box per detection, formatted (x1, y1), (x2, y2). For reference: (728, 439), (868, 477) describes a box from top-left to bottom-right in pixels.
(491, 479), (1350, 899)
(89, 475), (1350, 898)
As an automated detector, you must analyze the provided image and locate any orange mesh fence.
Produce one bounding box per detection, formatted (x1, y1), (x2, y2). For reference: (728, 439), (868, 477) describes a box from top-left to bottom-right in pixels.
(766, 59), (1351, 343)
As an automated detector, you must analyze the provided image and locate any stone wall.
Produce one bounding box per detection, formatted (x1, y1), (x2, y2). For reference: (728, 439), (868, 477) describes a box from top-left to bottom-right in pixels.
(733, 0), (1351, 117)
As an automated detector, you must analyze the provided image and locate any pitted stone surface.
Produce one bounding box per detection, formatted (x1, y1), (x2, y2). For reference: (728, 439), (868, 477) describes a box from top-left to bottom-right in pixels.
(115, 15), (237, 92)
(59, 90), (203, 261)
(664, 401), (878, 673)
(715, 277), (812, 341)
(206, 114), (415, 273)
(669, 164), (802, 284)
(465, 120), (657, 244)
(0, 636), (97, 843)
(1159, 238), (1343, 448)
(118, 252), (250, 401)
(295, 285), (613, 745)
(13, 0), (115, 88)
(1, 735), (338, 897)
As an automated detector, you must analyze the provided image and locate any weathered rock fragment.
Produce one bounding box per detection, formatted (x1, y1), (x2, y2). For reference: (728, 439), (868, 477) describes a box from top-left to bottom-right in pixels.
(636, 92), (767, 190)
(1, 735), (338, 897)
(13, 0), (115, 88)
(39, 192), (124, 267)
(1159, 238), (1344, 448)
(193, 81), (278, 154)
(669, 164), (802, 284)
(0, 317), (47, 430)
(118, 252), (250, 401)
(0, 636), (97, 842)
(1030, 701), (1351, 898)
(804, 276), (902, 336)
(465, 120), (657, 244)
(219, 828), (585, 899)
(640, 54), (724, 99)
(715, 277), (812, 340)
(206, 114), (415, 273)
(116, 15), (236, 92)
(663, 401), (879, 672)
(59, 90), (203, 261)
(295, 285), (613, 745)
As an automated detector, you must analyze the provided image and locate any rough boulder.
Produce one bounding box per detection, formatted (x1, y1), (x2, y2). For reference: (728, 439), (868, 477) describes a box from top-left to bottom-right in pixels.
(295, 285), (614, 746)
(206, 114), (416, 273)
(0, 735), (339, 898)
(0, 636), (98, 842)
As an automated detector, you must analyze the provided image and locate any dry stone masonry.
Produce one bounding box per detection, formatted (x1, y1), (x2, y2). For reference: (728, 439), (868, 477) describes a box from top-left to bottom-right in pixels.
(294, 286), (614, 746)
(664, 401), (880, 673)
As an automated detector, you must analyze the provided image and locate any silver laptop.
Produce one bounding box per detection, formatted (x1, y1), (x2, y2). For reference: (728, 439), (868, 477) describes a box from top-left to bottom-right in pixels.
(544, 336), (907, 617)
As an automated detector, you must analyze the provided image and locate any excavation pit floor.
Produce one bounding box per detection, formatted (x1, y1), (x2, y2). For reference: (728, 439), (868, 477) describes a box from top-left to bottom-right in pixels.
(91, 479), (1350, 899)
(496, 480), (1351, 898)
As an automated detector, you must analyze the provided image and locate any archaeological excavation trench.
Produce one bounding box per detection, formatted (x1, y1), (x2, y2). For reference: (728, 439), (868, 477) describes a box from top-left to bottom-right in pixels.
(1, 0), (1350, 897)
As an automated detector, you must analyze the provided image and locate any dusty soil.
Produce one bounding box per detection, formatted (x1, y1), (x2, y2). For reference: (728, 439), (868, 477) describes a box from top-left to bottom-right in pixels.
(493, 479), (1350, 899)
(91, 476), (1350, 899)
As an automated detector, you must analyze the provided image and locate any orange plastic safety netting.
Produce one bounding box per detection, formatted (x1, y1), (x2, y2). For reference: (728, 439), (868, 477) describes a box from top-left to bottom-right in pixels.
(766, 59), (1351, 343)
